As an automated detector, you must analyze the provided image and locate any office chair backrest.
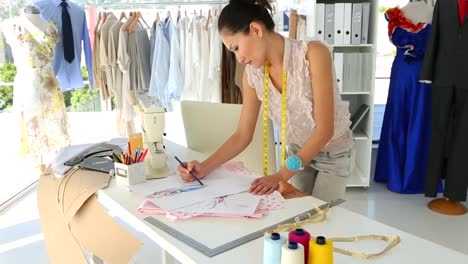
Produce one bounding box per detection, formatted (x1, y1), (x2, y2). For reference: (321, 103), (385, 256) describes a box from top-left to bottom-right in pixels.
(181, 101), (277, 175)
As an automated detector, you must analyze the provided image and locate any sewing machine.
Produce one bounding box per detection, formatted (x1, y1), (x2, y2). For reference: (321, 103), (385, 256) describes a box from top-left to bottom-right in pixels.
(136, 96), (169, 179)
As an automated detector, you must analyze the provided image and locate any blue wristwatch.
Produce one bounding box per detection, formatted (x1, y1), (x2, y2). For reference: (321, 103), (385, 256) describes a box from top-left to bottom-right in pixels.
(285, 155), (303, 172)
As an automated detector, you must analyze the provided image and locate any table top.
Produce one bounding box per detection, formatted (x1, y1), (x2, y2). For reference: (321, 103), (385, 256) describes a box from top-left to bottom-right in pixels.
(98, 141), (468, 264)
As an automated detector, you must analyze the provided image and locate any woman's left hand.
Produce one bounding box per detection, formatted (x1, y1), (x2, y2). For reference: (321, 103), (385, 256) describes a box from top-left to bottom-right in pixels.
(249, 174), (282, 195)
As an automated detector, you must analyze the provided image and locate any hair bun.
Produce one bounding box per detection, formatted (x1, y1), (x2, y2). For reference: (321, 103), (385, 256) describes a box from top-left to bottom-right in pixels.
(230, 0), (255, 5)
(230, 0), (273, 11)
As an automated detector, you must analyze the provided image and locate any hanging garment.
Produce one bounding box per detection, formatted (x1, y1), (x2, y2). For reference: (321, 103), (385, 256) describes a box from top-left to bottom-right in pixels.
(420, 0), (468, 202)
(208, 16), (222, 103)
(198, 17), (211, 101)
(92, 20), (105, 92)
(107, 20), (125, 136)
(33, 0), (93, 91)
(135, 26), (151, 93)
(99, 13), (118, 99)
(117, 18), (136, 136)
(148, 20), (170, 110)
(191, 17), (202, 98)
(179, 16), (188, 94)
(167, 16), (183, 101)
(182, 16), (195, 100)
(374, 8), (435, 194)
(4, 17), (71, 163)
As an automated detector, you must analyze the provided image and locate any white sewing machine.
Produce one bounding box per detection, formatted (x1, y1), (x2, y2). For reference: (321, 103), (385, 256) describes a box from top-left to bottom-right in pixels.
(136, 96), (169, 179)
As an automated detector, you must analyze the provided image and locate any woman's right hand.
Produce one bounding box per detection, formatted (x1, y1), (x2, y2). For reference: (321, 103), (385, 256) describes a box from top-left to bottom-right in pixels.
(177, 160), (209, 182)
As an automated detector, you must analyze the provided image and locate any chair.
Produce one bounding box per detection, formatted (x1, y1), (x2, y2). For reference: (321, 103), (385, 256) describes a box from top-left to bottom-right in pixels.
(181, 101), (276, 175)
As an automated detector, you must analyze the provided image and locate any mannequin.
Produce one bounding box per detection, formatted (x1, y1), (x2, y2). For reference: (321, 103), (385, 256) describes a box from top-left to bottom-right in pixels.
(374, 3), (433, 195)
(420, 0), (468, 216)
(401, 1), (433, 24)
(5, 5), (72, 172)
(23, 5), (49, 32)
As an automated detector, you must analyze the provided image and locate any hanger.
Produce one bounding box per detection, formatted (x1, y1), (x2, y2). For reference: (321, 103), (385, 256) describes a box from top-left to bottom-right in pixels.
(215, 9), (218, 17)
(102, 11), (109, 23)
(155, 12), (160, 24)
(119, 11), (127, 22)
(177, 10), (181, 22)
(95, 12), (102, 33)
(205, 9), (212, 30)
(126, 12), (140, 32)
(139, 13), (150, 29)
(199, 9), (203, 18)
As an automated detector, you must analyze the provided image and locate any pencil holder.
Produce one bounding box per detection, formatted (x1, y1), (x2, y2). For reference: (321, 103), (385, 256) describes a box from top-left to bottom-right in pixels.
(115, 162), (146, 188)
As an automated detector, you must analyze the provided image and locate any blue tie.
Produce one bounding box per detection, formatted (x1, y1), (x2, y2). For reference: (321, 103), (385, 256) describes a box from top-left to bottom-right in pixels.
(60, 0), (75, 63)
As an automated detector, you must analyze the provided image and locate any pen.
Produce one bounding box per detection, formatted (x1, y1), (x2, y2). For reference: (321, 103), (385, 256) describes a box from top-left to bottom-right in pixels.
(174, 156), (204, 186)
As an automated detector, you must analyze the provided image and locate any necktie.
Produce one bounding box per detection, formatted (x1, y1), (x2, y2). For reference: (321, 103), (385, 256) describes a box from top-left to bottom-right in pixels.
(60, 0), (75, 63)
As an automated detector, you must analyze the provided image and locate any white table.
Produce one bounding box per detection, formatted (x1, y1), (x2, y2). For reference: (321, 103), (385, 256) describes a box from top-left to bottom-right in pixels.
(98, 141), (468, 264)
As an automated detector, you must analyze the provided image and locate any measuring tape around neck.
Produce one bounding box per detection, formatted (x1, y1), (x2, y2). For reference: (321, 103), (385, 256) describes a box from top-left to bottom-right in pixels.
(263, 61), (287, 176)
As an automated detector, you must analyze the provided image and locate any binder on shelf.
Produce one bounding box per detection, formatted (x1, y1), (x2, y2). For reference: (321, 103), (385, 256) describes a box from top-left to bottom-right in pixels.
(342, 53), (352, 92)
(361, 2), (371, 44)
(334, 3), (345, 45)
(324, 4), (335, 44)
(350, 104), (370, 131)
(334, 52), (344, 93)
(344, 3), (352, 45)
(351, 3), (363, 45)
(315, 3), (325, 41)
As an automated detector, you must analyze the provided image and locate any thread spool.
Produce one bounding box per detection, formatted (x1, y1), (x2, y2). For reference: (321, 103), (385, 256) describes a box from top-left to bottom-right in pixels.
(264, 232), (286, 264)
(281, 242), (304, 264)
(308, 236), (333, 264)
(288, 228), (311, 263)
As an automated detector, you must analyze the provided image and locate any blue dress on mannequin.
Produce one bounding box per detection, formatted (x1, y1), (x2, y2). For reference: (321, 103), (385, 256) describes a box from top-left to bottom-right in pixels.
(374, 7), (436, 194)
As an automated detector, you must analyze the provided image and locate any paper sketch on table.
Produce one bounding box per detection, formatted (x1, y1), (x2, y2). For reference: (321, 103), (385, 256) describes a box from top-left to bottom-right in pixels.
(147, 184), (207, 199)
(175, 192), (262, 215)
(141, 166), (257, 211)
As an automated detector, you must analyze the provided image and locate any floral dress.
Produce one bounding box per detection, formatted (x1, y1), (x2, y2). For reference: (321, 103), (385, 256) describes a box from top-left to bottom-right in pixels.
(4, 17), (70, 163)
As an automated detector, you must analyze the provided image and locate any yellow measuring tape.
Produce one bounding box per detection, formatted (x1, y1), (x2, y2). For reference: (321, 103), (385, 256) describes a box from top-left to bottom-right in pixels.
(263, 61), (288, 176)
(264, 203), (401, 259)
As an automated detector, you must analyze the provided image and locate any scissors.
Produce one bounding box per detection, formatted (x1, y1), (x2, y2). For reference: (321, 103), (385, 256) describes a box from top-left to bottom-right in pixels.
(148, 184), (206, 199)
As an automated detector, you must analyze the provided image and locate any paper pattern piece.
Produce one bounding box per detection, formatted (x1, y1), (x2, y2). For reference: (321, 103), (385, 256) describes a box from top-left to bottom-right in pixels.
(144, 165), (256, 211)
(138, 191), (284, 221)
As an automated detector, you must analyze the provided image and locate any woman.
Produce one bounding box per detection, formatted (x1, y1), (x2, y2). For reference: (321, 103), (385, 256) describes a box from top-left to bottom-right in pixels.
(178, 0), (353, 202)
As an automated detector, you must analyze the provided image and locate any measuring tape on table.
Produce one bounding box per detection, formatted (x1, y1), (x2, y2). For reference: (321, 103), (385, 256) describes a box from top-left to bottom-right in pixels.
(263, 61), (288, 176)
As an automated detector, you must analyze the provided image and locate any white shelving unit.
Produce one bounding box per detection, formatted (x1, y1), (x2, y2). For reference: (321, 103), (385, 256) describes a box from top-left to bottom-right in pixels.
(305, 0), (379, 187)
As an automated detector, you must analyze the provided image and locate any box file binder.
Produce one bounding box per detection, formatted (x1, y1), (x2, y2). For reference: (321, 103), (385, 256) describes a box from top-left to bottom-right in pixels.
(351, 3), (363, 45)
(325, 4), (335, 44)
(334, 3), (345, 45)
(344, 3), (352, 45)
(361, 2), (371, 44)
(315, 3), (325, 41)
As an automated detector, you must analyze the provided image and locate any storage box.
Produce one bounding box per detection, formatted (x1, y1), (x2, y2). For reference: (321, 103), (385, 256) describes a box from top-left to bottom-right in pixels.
(115, 162), (146, 188)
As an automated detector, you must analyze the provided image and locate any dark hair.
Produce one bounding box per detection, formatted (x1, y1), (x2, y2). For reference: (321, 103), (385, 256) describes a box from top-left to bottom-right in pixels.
(218, 0), (275, 34)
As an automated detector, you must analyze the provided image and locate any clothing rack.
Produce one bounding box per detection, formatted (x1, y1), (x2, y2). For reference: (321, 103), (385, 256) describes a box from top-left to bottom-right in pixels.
(95, 0), (228, 9)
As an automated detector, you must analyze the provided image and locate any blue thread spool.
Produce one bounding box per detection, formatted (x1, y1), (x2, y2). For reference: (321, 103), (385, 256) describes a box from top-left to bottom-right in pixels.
(264, 233), (286, 264)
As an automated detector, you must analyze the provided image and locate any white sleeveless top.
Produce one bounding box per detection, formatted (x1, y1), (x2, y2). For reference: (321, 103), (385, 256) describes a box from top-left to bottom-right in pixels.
(246, 37), (352, 151)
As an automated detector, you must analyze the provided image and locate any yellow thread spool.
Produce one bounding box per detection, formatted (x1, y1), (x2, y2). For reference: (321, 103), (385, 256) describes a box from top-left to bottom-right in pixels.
(308, 236), (333, 264)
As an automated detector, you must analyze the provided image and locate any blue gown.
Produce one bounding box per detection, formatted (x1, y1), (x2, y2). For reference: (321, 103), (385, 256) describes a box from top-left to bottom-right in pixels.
(374, 8), (436, 194)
